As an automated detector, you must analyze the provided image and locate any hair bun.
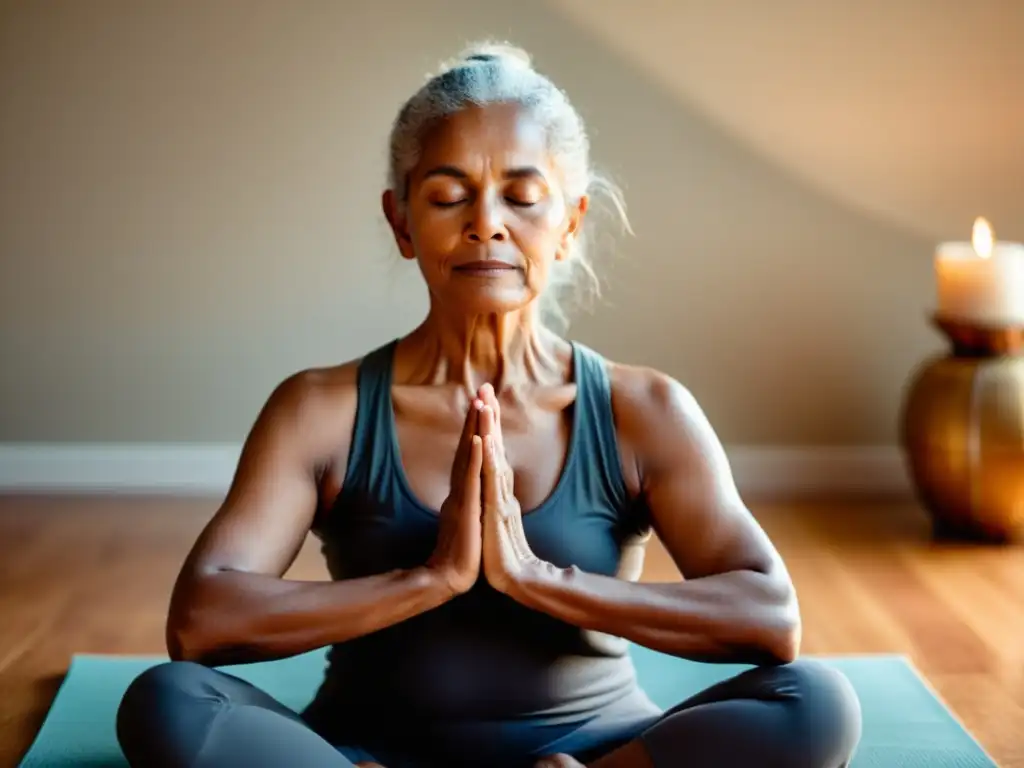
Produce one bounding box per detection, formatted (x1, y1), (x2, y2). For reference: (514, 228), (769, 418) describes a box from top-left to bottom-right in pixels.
(453, 41), (533, 70)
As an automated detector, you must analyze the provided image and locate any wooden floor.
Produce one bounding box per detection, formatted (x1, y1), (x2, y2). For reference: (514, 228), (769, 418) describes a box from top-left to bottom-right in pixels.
(1, 496), (1022, 767)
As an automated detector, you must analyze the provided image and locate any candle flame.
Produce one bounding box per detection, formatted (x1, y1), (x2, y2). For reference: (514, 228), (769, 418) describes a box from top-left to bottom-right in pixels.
(972, 216), (994, 259)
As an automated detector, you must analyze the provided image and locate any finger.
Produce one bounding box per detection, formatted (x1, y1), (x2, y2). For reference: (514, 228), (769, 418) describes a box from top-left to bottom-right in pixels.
(453, 398), (482, 478)
(479, 404), (494, 439)
(461, 398), (482, 444)
(481, 382), (500, 417)
(478, 401), (513, 499)
(491, 407), (501, 465)
(481, 384), (506, 460)
(482, 405), (509, 475)
(483, 435), (501, 509)
(464, 435), (483, 506)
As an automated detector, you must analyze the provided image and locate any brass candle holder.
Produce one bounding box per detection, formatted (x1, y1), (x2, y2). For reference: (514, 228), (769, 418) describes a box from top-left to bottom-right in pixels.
(900, 314), (1024, 543)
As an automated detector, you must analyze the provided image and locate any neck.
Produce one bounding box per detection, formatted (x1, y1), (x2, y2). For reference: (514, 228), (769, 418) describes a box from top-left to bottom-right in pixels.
(404, 303), (566, 395)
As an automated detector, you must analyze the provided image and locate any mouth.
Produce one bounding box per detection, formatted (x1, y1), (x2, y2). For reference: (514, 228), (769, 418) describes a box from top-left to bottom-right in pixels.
(452, 260), (519, 276)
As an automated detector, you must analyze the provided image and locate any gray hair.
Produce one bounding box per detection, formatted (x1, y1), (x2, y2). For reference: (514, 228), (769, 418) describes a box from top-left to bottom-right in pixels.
(387, 41), (631, 330)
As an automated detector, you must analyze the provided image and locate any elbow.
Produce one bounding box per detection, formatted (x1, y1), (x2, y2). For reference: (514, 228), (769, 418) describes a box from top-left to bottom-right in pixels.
(165, 613), (211, 664)
(166, 618), (235, 666)
(165, 589), (224, 665)
(165, 570), (242, 665)
(767, 615), (802, 665)
(762, 587), (802, 665)
(165, 592), (258, 667)
(741, 575), (801, 665)
(738, 617), (800, 666)
(165, 622), (186, 662)
(743, 614), (800, 666)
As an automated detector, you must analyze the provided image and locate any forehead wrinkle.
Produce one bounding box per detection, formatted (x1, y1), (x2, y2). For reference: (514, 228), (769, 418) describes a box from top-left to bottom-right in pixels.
(414, 106), (554, 182)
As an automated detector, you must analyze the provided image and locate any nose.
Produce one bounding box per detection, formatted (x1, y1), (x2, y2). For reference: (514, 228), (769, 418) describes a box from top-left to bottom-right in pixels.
(464, 193), (507, 243)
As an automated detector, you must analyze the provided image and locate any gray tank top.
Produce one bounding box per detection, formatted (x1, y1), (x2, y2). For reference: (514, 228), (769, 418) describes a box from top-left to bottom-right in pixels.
(306, 339), (651, 736)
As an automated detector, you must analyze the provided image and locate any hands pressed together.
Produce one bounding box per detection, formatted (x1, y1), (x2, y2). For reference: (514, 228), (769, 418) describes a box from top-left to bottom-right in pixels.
(425, 383), (542, 597)
(417, 387), (589, 768)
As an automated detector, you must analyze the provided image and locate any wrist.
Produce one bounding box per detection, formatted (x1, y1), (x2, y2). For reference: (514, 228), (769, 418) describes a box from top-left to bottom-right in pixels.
(504, 557), (557, 602)
(419, 564), (474, 600)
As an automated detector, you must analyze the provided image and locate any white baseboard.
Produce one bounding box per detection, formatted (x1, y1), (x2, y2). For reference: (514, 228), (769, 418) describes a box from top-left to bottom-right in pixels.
(0, 443), (911, 499)
(0, 444), (242, 496)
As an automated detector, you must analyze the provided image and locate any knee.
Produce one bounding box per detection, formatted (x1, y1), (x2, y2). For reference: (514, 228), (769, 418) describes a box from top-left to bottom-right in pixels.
(118, 661), (210, 717)
(784, 659), (863, 761)
(784, 658), (861, 715)
(116, 661), (217, 758)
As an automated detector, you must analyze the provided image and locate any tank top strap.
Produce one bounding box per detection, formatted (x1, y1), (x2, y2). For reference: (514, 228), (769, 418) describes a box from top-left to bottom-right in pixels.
(342, 338), (399, 491)
(570, 341), (630, 511)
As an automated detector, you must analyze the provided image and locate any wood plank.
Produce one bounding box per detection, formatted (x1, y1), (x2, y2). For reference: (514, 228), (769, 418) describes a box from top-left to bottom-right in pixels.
(0, 496), (1020, 766)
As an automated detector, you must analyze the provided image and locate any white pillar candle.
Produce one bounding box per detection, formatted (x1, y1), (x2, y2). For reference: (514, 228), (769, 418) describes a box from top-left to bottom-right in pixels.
(935, 218), (1024, 326)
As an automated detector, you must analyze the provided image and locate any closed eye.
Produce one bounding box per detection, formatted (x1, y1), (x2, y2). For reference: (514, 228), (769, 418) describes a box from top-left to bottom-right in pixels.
(431, 197), (534, 208)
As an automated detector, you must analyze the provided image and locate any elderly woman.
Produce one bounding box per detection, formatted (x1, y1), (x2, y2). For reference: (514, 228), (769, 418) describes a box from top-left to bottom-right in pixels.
(116, 42), (862, 768)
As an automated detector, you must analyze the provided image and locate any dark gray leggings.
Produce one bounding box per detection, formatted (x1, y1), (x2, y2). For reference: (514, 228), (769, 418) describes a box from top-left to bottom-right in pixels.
(116, 657), (862, 767)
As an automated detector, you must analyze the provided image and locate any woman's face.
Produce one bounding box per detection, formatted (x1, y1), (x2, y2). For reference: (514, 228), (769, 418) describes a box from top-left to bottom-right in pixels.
(385, 103), (587, 316)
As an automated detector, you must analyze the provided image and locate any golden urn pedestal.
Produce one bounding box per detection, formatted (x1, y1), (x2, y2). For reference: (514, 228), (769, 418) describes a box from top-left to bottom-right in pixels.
(900, 315), (1024, 543)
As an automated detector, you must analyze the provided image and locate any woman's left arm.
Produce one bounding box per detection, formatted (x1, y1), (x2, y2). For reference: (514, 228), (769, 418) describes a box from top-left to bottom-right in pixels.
(498, 367), (802, 666)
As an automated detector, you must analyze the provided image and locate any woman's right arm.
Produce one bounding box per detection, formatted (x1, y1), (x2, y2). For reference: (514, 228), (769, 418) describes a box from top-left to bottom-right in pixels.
(165, 366), (456, 667)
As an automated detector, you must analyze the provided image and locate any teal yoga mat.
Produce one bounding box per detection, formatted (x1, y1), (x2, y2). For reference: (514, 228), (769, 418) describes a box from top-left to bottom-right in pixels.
(19, 646), (996, 767)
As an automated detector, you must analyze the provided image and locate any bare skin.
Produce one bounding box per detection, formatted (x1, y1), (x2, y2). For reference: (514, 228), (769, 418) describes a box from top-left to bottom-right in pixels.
(166, 102), (800, 768)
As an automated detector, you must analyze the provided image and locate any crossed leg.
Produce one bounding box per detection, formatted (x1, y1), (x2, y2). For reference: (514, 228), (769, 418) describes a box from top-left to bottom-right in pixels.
(537, 658), (863, 768)
(116, 661), (392, 768)
(116, 657), (861, 768)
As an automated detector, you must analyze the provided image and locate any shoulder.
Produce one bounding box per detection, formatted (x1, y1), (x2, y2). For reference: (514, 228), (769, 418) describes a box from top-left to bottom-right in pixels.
(606, 359), (695, 413)
(263, 358), (360, 422)
(248, 355), (366, 471)
(604, 359), (720, 474)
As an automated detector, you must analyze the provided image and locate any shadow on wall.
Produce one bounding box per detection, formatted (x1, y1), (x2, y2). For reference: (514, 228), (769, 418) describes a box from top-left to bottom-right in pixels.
(444, 0), (939, 446)
(545, 0), (1024, 245)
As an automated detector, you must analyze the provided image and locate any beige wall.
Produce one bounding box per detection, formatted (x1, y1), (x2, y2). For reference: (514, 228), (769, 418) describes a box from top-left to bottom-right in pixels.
(1, 0), (1016, 447)
(550, 0), (1024, 243)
